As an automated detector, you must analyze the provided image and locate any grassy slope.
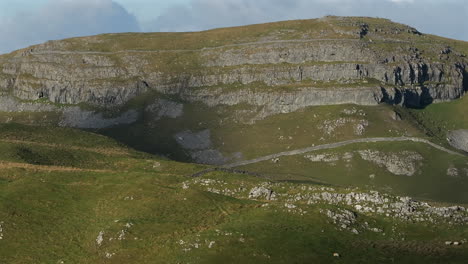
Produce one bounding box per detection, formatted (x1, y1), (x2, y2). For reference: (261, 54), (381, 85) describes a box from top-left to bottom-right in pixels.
(24, 16), (455, 53)
(4, 16), (466, 76)
(0, 124), (467, 263)
(240, 140), (468, 204)
(406, 94), (468, 142)
(0, 17), (468, 262)
(102, 102), (424, 161)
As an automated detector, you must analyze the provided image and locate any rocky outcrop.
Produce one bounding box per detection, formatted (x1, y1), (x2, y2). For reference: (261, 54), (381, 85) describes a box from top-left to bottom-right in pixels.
(0, 17), (467, 130)
(2, 51), (466, 109)
(0, 95), (140, 129)
(357, 150), (423, 176)
(145, 99), (183, 121)
(0, 95), (55, 112)
(248, 186), (276, 200)
(181, 86), (384, 121)
(185, 178), (468, 224)
(447, 130), (468, 153)
(59, 107), (139, 129)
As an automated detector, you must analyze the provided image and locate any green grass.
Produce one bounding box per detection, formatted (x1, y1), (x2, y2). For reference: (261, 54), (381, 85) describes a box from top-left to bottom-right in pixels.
(0, 123), (467, 263)
(0, 16), (468, 263)
(240, 141), (468, 204)
(0, 111), (61, 126)
(0, 123), (124, 149)
(23, 16), (431, 53)
(101, 101), (423, 162)
(407, 95), (468, 142)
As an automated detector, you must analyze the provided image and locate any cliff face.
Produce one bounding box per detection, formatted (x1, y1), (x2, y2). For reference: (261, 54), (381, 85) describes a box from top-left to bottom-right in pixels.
(0, 16), (467, 125)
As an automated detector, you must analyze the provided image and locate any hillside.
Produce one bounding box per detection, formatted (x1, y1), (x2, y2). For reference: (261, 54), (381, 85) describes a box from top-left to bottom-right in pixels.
(0, 16), (468, 263)
(0, 124), (467, 263)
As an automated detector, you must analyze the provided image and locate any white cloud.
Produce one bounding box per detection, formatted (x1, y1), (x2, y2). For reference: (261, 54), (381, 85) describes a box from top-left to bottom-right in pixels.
(0, 0), (140, 54)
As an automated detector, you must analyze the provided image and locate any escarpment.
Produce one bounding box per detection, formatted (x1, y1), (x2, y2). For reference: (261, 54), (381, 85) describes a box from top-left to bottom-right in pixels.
(0, 16), (467, 121)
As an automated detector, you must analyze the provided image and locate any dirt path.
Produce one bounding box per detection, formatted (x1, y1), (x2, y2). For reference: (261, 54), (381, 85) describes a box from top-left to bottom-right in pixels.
(223, 137), (463, 168)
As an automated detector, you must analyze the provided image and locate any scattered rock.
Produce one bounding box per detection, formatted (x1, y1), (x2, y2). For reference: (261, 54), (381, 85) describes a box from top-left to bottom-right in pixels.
(354, 120), (369, 136)
(358, 150), (423, 176)
(305, 154), (339, 163)
(0, 221), (4, 240)
(342, 152), (354, 161)
(447, 167), (459, 177)
(249, 186), (276, 200)
(96, 231), (104, 246)
(118, 230), (126, 240)
(190, 179), (468, 226)
(319, 118), (369, 136)
(323, 209), (357, 230)
(208, 241), (216, 248)
(342, 108), (358, 115)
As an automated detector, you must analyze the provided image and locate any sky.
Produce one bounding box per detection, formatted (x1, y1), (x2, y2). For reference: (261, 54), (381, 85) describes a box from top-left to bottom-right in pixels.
(0, 0), (467, 54)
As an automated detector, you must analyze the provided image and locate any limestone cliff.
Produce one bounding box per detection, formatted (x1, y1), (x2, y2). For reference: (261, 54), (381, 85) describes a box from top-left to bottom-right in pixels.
(0, 16), (467, 125)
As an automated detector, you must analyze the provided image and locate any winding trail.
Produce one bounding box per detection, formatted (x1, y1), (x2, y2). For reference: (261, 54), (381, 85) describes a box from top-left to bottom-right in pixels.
(223, 137), (463, 169)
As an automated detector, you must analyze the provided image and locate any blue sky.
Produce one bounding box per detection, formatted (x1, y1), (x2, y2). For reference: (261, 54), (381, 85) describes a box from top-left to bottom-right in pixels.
(0, 0), (467, 54)
(0, 0), (191, 23)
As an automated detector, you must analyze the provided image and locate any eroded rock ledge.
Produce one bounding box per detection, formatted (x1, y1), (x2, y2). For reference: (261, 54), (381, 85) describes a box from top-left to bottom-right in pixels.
(1, 18), (467, 113)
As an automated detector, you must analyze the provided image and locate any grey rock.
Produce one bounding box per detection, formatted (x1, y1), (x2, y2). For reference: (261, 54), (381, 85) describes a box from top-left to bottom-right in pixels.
(1, 23), (466, 112)
(323, 209), (358, 230)
(190, 149), (228, 165)
(0, 95), (55, 112)
(358, 150), (423, 176)
(0, 95), (139, 129)
(390, 111), (402, 121)
(447, 130), (468, 153)
(145, 98), (183, 121)
(305, 154), (339, 163)
(447, 167), (459, 177)
(59, 107), (139, 129)
(249, 186), (276, 200)
(175, 130), (212, 150)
